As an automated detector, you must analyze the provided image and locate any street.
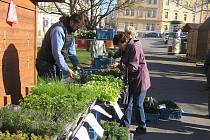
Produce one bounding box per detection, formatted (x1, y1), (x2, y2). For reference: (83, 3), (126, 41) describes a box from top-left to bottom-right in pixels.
(133, 38), (210, 140)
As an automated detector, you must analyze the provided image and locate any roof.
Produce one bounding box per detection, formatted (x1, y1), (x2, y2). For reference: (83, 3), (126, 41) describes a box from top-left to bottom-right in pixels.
(182, 23), (200, 32)
(199, 16), (210, 31)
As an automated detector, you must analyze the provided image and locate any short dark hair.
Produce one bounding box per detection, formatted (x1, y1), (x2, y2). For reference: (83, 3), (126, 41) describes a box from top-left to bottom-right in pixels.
(70, 13), (84, 24)
(113, 33), (126, 45)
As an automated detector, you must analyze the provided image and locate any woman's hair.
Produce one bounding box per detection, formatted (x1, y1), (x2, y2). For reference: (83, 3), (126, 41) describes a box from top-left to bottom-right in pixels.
(113, 33), (126, 45)
(125, 26), (136, 38)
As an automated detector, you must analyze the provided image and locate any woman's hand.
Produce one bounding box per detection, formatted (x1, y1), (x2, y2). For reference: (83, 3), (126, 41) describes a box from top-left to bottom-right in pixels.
(111, 62), (119, 68)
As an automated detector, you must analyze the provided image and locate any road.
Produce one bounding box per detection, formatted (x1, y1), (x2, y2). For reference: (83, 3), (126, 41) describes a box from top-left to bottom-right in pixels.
(132, 38), (210, 140)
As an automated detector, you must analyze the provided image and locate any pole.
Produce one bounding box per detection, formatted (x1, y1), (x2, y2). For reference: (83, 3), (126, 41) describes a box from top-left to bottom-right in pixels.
(200, 0), (204, 23)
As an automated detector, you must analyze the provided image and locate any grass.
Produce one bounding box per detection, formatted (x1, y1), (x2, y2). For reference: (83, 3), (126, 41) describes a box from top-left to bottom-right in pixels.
(66, 48), (92, 67)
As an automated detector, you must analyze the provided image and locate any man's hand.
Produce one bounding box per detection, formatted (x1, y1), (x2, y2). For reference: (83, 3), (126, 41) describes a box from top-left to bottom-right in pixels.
(111, 62), (119, 68)
(67, 69), (75, 78)
(76, 64), (82, 69)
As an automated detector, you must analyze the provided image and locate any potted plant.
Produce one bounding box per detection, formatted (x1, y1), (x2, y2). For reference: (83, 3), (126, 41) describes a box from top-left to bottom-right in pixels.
(143, 96), (160, 124)
(159, 100), (182, 120)
(76, 30), (96, 49)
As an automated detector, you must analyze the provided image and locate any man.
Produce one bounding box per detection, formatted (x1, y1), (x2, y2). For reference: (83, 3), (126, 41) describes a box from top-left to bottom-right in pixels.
(36, 13), (84, 80)
(204, 49), (210, 118)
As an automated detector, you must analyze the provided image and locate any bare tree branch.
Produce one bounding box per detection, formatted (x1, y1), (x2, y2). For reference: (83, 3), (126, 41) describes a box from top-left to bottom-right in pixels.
(38, 0), (134, 30)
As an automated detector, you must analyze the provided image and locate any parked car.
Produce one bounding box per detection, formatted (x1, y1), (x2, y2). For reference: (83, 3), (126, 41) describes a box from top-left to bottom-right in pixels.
(145, 32), (160, 38)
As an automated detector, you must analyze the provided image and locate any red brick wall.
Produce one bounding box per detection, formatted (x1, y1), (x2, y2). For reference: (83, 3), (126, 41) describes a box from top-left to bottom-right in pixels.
(0, 0), (37, 107)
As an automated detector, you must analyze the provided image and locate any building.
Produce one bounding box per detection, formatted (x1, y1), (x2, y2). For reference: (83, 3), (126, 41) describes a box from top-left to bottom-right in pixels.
(116, 0), (210, 35)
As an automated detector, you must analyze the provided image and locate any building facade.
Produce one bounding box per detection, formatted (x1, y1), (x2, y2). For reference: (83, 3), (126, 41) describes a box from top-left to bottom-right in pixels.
(116, 0), (210, 35)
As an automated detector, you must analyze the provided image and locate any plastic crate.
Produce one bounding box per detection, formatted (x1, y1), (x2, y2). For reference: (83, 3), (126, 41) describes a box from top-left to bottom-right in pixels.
(131, 111), (159, 125)
(93, 57), (114, 69)
(160, 109), (182, 120)
(145, 113), (160, 124)
(96, 28), (115, 40)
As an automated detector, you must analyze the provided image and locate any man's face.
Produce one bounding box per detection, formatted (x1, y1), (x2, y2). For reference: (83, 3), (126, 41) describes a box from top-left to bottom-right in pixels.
(70, 20), (83, 32)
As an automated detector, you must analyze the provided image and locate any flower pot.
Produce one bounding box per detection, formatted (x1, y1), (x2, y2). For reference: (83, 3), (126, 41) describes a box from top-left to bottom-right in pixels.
(105, 40), (114, 48)
(77, 39), (88, 49)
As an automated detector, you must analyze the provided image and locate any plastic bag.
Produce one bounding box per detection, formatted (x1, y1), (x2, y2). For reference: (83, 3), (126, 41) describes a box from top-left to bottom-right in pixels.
(7, 0), (18, 26)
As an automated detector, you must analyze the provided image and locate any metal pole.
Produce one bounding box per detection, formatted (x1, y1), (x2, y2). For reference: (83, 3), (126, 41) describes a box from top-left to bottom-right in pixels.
(200, 0), (204, 23)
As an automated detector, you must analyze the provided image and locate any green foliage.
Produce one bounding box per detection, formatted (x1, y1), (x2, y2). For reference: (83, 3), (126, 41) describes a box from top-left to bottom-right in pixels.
(144, 96), (159, 114)
(106, 50), (115, 58)
(99, 121), (129, 140)
(77, 30), (96, 39)
(159, 100), (180, 110)
(1, 75), (124, 137)
(87, 75), (123, 104)
(0, 131), (52, 140)
(93, 68), (123, 78)
(0, 107), (62, 136)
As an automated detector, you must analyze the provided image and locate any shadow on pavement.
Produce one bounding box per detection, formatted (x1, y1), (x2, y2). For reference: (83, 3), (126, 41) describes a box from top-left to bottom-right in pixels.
(135, 120), (210, 140)
(182, 112), (210, 119)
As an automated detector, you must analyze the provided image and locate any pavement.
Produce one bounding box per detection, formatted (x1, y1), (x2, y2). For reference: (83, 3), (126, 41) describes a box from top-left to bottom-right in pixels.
(132, 38), (210, 140)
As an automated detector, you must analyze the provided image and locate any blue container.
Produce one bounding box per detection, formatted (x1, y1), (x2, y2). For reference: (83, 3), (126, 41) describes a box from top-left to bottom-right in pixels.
(145, 113), (160, 124)
(160, 109), (182, 120)
(93, 57), (114, 69)
(96, 28), (115, 40)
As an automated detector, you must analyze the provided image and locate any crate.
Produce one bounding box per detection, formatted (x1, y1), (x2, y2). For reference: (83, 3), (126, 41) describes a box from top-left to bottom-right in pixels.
(96, 28), (115, 40)
(145, 113), (160, 124)
(160, 109), (182, 120)
(131, 111), (159, 125)
(93, 57), (114, 69)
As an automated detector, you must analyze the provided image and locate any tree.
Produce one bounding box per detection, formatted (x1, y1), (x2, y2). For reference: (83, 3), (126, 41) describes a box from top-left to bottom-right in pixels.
(38, 0), (134, 30)
(170, 0), (210, 23)
(170, 0), (210, 13)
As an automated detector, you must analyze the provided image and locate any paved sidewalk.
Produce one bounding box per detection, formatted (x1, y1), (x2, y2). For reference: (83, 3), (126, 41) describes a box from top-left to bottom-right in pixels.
(133, 38), (210, 140)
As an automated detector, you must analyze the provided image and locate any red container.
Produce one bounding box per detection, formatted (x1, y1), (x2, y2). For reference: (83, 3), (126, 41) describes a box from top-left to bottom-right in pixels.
(77, 39), (88, 49)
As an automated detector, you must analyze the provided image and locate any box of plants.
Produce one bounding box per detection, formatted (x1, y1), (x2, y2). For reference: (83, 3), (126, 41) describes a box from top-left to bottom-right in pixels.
(0, 74), (124, 140)
(143, 96), (160, 124)
(159, 100), (182, 120)
(98, 121), (129, 140)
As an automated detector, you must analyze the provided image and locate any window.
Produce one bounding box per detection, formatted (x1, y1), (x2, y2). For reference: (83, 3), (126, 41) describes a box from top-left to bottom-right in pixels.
(151, 24), (155, 31)
(176, 0), (179, 7)
(185, 1), (188, 8)
(166, 0), (169, 5)
(131, 9), (135, 16)
(193, 15), (195, 23)
(184, 14), (187, 21)
(148, 0), (157, 4)
(204, 4), (209, 10)
(174, 13), (178, 20)
(147, 9), (157, 18)
(164, 25), (168, 30)
(130, 22), (134, 26)
(125, 8), (130, 16)
(146, 23), (150, 30)
(165, 12), (168, 18)
(138, 7), (144, 17)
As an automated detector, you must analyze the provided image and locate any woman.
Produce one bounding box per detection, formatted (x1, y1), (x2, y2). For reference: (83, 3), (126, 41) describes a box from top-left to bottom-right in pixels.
(112, 26), (151, 135)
